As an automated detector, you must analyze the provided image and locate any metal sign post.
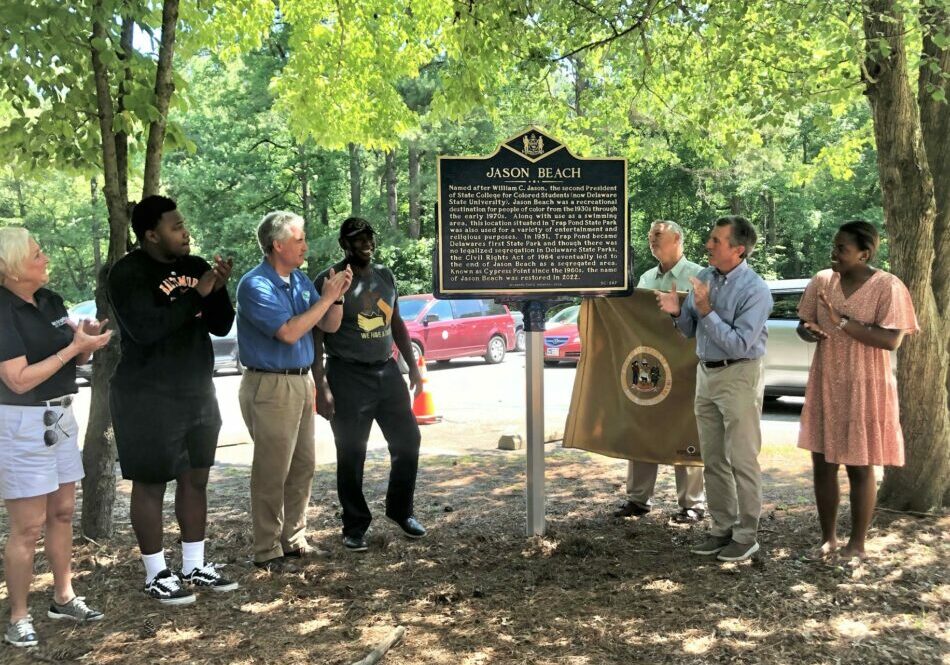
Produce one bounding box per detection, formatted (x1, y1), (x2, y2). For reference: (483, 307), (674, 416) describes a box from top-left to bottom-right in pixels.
(522, 301), (547, 536)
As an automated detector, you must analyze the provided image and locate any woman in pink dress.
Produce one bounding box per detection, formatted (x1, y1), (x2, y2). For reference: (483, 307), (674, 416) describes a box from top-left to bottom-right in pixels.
(796, 220), (919, 560)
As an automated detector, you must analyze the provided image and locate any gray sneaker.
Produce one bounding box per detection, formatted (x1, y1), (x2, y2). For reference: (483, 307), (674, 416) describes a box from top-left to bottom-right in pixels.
(717, 540), (760, 562)
(48, 596), (104, 622)
(690, 534), (733, 555)
(5, 616), (38, 648)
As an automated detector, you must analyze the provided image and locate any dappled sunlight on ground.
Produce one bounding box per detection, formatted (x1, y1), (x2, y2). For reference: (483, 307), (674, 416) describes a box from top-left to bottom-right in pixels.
(0, 447), (945, 664)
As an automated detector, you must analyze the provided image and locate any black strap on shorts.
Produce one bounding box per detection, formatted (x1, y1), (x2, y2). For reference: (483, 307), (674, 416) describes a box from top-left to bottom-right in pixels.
(702, 358), (750, 369)
(244, 366), (309, 376)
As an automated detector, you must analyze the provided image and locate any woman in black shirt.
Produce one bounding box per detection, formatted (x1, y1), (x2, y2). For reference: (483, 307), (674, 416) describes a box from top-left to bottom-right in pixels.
(0, 227), (112, 648)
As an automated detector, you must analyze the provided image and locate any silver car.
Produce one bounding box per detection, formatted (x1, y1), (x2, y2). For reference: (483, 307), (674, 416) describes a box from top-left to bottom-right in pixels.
(67, 300), (97, 382)
(763, 278), (812, 399)
(211, 321), (242, 375)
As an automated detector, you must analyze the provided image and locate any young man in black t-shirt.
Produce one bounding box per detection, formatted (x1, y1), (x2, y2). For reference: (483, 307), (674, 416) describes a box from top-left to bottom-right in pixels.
(109, 196), (238, 604)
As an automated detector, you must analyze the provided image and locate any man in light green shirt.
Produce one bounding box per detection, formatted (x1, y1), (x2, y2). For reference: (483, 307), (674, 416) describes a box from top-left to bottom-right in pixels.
(614, 220), (706, 523)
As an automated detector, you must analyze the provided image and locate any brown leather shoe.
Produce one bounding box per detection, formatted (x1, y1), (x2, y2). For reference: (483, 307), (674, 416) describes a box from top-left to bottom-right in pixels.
(253, 557), (298, 573)
(613, 501), (650, 518)
(283, 544), (330, 559)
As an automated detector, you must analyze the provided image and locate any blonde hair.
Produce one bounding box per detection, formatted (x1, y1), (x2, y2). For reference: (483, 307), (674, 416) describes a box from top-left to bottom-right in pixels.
(0, 227), (32, 283)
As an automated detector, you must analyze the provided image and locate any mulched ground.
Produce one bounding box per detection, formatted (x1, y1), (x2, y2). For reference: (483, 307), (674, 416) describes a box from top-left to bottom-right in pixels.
(1, 446), (947, 664)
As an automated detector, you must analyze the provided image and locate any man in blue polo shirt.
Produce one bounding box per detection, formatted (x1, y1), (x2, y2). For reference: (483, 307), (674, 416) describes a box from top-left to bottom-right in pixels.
(237, 211), (352, 570)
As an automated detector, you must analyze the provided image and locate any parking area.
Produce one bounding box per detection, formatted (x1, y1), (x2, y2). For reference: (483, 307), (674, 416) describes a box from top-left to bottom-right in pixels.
(70, 348), (804, 467)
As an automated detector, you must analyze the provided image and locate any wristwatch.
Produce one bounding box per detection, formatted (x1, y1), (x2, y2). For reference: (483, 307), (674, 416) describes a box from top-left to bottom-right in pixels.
(838, 316), (849, 330)
(334, 295), (345, 305)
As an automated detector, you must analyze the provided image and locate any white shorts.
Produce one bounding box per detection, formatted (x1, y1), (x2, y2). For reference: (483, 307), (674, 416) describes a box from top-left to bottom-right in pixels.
(0, 402), (84, 501)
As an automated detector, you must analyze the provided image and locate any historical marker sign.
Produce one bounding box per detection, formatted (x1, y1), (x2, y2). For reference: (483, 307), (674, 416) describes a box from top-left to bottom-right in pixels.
(436, 127), (629, 298)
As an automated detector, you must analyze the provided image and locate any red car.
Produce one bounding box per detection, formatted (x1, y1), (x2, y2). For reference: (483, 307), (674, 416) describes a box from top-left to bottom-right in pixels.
(396, 295), (517, 368)
(543, 305), (581, 366)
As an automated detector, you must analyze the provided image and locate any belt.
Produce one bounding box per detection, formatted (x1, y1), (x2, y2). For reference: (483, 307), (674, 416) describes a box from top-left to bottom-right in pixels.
(244, 367), (309, 376)
(702, 358), (750, 369)
(330, 357), (390, 368)
(1, 395), (74, 408)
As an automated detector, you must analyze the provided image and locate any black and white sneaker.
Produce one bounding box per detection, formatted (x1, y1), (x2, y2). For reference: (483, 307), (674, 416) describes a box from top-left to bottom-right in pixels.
(144, 569), (197, 605)
(181, 563), (239, 592)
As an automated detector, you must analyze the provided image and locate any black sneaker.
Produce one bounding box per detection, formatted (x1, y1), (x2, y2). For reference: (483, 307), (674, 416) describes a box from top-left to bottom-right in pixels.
(613, 501), (650, 518)
(343, 534), (369, 552)
(391, 516), (427, 539)
(144, 569), (196, 605)
(181, 563), (239, 592)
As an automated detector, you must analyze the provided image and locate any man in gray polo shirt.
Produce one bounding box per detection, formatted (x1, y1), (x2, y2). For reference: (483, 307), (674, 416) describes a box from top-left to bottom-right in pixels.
(614, 220), (706, 523)
(657, 216), (772, 562)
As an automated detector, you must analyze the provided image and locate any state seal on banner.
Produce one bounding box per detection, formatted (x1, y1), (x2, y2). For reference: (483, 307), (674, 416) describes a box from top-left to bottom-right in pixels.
(621, 345), (673, 406)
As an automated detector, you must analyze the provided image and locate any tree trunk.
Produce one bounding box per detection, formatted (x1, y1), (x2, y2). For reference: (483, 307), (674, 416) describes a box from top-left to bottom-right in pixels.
(295, 142), (312, 226)
(84, 5), (127, 538)
(862, 0), (949, 510)
(408, 142), (421, 239)
(573, 55), (588, 117)
(13, 177), (26, 217)
(762, 189), (775, 246)
(349, 142), (361, 217)
(83, 0), (181, 537)
(91, 178), (102, 277)
(142, 0), (179, 197)
(115, 16), (133, 210)
(385, 148), (397, 230)
(917, 1), (950, 424)
(729, 193), (743, 215)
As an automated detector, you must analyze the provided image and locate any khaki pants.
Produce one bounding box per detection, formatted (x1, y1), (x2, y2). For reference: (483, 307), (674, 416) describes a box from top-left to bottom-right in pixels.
(694, 359), (764, 544)
(626, 461), (705, 511)
(239, 372), (315, 563)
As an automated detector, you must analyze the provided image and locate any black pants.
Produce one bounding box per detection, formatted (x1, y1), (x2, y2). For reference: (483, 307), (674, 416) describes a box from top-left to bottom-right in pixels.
(326, 357), (421, 538)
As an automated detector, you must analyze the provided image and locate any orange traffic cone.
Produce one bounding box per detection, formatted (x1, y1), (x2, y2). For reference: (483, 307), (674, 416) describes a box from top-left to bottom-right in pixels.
(412, 354), (441, 425)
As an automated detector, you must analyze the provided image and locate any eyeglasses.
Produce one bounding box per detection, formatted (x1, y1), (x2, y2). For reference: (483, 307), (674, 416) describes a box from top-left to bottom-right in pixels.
(43, 409), (68, 447)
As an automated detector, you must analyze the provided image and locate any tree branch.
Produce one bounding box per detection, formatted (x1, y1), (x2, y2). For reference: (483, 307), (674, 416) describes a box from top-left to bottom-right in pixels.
(142, 0), (180, 197)
(554, 0), (675, 62)
(89, 0), (127, 265)
(248, 138), (291, 151)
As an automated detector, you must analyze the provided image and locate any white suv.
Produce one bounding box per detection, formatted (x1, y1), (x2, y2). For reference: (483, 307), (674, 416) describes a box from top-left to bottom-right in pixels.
(763, 279), (812, 399)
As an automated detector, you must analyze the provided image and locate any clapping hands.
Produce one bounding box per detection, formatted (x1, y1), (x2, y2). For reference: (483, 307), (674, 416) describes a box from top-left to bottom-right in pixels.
(69, 317), (112, 354)
(655, 281), (682, 317)
(323, 265), (354, 302)
(211, 255), (233, 291)
(817, 288), (842, 327)
(689, 277), (712, 316)
(799, 321), (828, 341)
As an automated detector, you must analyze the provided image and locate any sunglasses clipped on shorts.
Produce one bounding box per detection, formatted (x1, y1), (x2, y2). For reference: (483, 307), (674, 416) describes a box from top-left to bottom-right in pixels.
(43, 409), (69, 447)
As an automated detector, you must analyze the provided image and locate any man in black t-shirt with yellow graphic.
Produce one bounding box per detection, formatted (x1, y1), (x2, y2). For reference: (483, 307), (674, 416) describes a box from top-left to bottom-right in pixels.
(313, 218), (425, 553)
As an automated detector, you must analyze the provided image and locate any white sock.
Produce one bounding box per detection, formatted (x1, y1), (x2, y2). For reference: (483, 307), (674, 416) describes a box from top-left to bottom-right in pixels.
(181, 540), (205, 575)
(142, 550), (167, 584)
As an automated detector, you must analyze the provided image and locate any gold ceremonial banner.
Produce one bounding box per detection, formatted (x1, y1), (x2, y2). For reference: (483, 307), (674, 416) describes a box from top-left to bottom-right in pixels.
(564, 289), (702, 466)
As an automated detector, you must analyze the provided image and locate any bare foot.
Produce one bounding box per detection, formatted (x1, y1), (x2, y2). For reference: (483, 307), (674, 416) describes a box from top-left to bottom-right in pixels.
(804, 540), (837, 561)
(838, 545), (867, 561)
